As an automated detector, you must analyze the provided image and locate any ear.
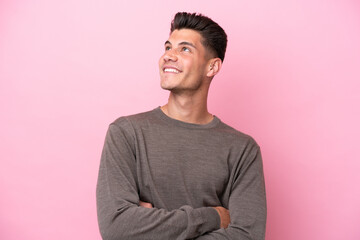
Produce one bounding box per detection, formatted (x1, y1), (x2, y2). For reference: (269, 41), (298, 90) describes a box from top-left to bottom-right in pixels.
(206, 58), (222, 78)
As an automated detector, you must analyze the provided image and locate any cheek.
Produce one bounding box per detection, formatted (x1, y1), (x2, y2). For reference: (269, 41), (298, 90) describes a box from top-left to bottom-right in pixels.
(158, 56), (162, 67)
(189, 60), (203, 73)
(159, 54), (166, 66)
(182, 58), (193, 70)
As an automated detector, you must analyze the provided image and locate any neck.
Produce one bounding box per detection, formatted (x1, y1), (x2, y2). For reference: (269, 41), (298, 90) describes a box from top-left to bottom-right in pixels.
(161, 88), (213, 125)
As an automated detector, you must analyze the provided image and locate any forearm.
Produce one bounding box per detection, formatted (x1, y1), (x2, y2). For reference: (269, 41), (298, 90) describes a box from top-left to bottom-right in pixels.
(194, 226), (256, 240)
(97, 197), (220, 240)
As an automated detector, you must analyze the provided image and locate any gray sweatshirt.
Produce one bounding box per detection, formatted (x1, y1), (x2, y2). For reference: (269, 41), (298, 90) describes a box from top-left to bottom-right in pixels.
(96, 107), (266, 240)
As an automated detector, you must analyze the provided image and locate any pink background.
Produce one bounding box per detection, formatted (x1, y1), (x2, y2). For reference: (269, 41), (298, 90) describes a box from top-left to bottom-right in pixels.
(1, 0), (360, 239)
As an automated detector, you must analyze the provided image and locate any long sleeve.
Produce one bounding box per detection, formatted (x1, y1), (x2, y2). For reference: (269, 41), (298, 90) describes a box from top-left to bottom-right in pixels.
(195, 144), (267, 240)
(96, 120), (220, 240)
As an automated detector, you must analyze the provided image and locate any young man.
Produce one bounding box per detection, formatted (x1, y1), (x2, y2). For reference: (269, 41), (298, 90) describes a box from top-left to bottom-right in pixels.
(96, 12), (267, 239)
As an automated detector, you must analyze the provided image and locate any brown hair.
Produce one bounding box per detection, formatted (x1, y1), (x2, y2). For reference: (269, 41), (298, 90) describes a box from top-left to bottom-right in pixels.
(170, 12), (228, 62)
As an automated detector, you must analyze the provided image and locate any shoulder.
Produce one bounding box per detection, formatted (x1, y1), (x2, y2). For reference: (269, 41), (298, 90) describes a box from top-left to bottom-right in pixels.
(215, 120), (260, 150)
(110, 108), (158, 130)
(105, 109), (157, 144)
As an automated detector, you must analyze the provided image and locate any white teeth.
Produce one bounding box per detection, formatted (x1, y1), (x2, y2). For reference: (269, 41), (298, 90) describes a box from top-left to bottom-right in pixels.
(164, 68), (179, 73)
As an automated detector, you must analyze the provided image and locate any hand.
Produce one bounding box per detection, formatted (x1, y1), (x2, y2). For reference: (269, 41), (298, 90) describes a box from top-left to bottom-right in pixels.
(213, 206), (230, 229)
(139, 200), (153, 208)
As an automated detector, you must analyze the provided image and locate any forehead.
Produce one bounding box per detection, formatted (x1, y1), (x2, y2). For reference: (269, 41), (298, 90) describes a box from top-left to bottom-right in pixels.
(167, 29), (204, 47)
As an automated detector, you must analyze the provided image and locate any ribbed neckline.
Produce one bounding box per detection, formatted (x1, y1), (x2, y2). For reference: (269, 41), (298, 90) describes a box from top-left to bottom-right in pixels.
(153, 106), (221, 129)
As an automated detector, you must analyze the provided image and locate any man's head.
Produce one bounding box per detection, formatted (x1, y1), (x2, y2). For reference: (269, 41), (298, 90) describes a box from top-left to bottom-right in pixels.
(159, 12), (227, 93)
(170, 12), (227, 62)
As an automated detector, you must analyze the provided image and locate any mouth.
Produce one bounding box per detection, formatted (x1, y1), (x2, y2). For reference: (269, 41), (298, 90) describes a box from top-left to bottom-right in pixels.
(163, 66), (181, 73)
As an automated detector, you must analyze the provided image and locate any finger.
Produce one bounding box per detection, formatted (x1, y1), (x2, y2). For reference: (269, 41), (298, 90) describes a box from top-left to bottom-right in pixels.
(139, 201), (153, 208)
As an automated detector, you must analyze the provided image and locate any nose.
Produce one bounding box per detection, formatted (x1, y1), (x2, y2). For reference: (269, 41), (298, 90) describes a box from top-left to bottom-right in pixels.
(163, 49), (178, 62)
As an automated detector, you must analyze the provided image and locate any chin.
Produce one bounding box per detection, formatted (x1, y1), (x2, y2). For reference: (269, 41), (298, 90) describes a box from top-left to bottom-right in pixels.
(160, 79), (176, 90)
(161, 86), (175, 91)
(160, 82), (172, 91)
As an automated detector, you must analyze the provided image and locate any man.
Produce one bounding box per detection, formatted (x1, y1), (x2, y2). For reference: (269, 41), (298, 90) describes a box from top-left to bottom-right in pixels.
(96, 12), (266, 239)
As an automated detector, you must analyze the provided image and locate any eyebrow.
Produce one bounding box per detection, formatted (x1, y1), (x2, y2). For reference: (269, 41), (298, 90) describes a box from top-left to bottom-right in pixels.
(164, 40), (197, 49)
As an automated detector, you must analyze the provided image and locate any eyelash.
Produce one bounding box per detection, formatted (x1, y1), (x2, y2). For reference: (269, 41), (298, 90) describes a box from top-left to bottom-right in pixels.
(182, 47), (190, 52)
(164, 46), (191, 53)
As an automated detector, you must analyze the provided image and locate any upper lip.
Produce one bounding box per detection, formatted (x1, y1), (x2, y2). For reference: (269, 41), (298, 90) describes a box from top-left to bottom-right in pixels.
(162, 65), (182, 72)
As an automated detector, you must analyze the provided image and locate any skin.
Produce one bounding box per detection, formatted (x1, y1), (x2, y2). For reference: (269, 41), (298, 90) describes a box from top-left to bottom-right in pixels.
(140, 29), (230, 229)
(158, 29), (222, 124)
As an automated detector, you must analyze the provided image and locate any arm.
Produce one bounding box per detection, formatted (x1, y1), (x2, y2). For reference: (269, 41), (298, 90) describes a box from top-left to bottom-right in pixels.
(96, 120), (221, 240)
(140, 202), (231, 229)
(195, 143), (267, 240)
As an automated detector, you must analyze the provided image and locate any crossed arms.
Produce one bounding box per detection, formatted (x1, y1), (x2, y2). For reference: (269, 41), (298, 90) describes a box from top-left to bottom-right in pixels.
(96, 122), (267, 239)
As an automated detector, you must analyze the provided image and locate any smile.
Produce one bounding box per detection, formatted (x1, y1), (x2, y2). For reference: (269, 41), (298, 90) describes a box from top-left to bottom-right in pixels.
(163, 67), (181, 73)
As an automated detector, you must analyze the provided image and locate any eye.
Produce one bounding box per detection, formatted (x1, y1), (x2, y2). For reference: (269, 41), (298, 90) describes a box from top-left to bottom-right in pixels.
(165, 46), (171, 51)
(182, 47), (190, 52)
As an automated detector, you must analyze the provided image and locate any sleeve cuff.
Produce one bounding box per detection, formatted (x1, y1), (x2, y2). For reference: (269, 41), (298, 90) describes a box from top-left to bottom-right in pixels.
(203, 207), (221, 230)
(180, 206), (221, 238)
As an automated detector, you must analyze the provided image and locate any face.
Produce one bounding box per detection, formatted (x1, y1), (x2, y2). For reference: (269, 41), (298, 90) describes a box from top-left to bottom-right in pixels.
(159, 29), (211, 93)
